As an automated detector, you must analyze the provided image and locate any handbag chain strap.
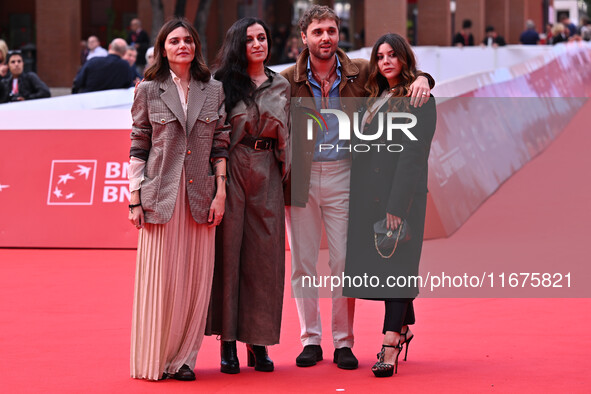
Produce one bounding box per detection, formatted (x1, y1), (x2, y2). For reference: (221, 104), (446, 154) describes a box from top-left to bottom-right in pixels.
(374, 222), (403, 259)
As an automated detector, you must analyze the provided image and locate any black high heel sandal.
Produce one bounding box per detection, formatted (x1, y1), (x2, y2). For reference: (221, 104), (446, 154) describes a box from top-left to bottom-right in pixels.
(400, 328), (414, 361)
(371, 343), (402, 377)
(246, 344), (274, 372)
(220, 340), (240, 374)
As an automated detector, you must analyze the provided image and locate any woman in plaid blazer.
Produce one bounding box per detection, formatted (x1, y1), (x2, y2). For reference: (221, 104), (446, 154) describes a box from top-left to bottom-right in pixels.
(127, 18), (230, 381)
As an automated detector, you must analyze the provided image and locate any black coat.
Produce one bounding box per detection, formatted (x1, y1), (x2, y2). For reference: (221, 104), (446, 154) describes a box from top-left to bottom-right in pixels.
(2, 72), (51, 101)
(482, 35), (507, 46)
(127, 30), (150, 67)
(453, 32), (474, 46)
(343, 95), (437, 299)
(552, 34), (568, 45)
(73, 54), (134, 93)
(0, 78), (8, 103)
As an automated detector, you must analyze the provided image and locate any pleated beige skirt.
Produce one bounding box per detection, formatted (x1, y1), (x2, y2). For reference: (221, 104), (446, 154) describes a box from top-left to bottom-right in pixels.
(130, 172), (215, 381)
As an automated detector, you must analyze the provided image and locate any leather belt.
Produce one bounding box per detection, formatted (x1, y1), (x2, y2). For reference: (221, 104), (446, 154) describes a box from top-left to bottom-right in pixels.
(239, 135), (275, 151)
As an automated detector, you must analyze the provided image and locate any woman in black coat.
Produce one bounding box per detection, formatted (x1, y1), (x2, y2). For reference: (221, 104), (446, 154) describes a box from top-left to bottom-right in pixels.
(343, 33), (437, 378)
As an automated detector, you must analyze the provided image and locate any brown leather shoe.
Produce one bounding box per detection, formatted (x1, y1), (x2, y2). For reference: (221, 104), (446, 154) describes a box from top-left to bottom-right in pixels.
(171, 364), (196, 381)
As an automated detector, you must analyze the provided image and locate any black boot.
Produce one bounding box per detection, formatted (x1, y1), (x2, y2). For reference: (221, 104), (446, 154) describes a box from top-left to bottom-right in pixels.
(220, 340), (240, 374)
(246, 344), (274, 372)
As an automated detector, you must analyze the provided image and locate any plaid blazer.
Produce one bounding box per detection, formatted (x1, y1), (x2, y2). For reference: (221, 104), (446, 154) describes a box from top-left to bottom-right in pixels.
(130, 76), (230, 224)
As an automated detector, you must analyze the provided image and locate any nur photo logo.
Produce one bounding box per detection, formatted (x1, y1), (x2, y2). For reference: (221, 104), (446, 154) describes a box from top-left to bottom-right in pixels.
(303, 107), (418, 153)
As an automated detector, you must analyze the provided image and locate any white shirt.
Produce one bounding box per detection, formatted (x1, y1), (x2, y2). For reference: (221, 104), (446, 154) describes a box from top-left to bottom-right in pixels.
(169, 69), (190, 118)
(86, 46), (108, 61)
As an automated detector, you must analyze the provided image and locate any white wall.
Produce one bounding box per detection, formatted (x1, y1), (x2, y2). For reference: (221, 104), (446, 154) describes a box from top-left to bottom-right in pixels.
(2, 42), (590, 129)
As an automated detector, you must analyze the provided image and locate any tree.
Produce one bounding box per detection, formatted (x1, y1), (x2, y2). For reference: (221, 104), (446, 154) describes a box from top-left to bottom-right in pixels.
(151, 0), (164, 43)
(174, 0), (187, 17)
(149, 0), (213, 60)
(194, 0), (214, 60)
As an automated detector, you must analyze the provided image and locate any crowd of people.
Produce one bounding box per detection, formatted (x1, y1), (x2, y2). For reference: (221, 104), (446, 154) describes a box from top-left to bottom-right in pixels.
(127, 5), (435, 382)
(0, 40), (51, 103)
(453, 15), (591, 48)
(73, 19), (154, 93)
(2, 11), (590, 105)
(0, 18), (156, 103)
(549, 14), (591, 44)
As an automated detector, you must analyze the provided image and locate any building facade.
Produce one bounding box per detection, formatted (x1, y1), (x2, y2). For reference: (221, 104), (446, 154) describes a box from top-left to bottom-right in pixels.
(0, 0), (560, 87)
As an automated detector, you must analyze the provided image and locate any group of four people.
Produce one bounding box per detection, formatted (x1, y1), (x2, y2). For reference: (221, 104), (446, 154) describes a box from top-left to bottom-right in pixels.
(128, 5), (437, 381)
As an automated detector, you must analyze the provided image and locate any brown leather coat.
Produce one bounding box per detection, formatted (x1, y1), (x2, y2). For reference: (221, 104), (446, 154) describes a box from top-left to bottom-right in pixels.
(280, 48), (370, 207)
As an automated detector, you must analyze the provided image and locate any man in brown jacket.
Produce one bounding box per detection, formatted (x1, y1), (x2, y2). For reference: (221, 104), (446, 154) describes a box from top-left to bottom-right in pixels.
(281, 5), (433, 370)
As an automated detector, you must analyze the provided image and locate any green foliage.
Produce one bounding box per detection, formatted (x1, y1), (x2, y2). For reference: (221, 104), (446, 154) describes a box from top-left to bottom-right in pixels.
(106, 8), (127, 42)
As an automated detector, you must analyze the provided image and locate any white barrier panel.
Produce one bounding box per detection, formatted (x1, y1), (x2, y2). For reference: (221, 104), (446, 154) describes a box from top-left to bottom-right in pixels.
(2, 44), (587, 118)
(424, 44), (591, 238)
(434, 42), (591, 97)
(346, 43), (591, 93)
(1, 44), (590, 247)
(0, 87), (135, 111)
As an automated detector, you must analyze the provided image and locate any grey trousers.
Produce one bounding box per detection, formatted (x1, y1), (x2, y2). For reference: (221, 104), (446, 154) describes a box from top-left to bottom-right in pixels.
(286, 159), (355, 349)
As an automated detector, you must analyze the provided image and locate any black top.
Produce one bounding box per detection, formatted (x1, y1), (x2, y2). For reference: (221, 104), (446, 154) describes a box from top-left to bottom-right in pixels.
(482, 35), (507, 46)
(552, 34), (568, 45)
(1, 72), (51, 102)
(0, 78), (8, 103)
(127, 30), (150, 67)
(520, 29), (540, 45)
(73, 54), (135, 93)
(452, 32), (474, 46)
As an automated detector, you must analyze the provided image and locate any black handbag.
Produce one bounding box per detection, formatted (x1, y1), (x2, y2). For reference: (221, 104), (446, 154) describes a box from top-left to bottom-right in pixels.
(373, 218), (411, 258)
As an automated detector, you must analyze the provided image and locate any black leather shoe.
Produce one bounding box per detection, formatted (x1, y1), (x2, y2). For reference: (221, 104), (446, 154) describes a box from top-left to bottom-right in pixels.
(221, 340), (240, 374)
(296, 345), (323, 367)
(171, 364), (196, 381)
(246, 344), (274, 372)
(333, 347), (359, 370)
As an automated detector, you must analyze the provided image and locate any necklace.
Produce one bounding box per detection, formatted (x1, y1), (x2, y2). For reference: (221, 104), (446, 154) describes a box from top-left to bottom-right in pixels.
(311, 59), (337, 108)
(311, 59), (337, 82)
(390, 82), (403, 91)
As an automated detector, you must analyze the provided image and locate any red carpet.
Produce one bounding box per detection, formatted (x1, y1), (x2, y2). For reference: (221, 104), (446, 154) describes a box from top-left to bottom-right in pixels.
(1, 101), (590, 392)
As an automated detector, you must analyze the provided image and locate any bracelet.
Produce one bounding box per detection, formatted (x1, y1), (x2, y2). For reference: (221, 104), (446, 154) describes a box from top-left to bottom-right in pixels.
(129, 203), (141, 213)
(216, 175), (227, 182)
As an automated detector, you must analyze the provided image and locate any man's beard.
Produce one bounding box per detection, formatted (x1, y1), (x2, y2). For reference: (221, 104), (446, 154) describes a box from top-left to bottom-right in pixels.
(309, 43), (337, 60)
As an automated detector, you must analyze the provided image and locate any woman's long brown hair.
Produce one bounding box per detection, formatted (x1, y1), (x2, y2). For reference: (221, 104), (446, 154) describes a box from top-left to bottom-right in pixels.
(365, 33), (417, 111)
(144, 18), (211, 83)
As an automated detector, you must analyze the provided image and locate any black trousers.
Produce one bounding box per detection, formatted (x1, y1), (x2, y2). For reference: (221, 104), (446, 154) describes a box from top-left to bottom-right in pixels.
(382, 299), (415, 334)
